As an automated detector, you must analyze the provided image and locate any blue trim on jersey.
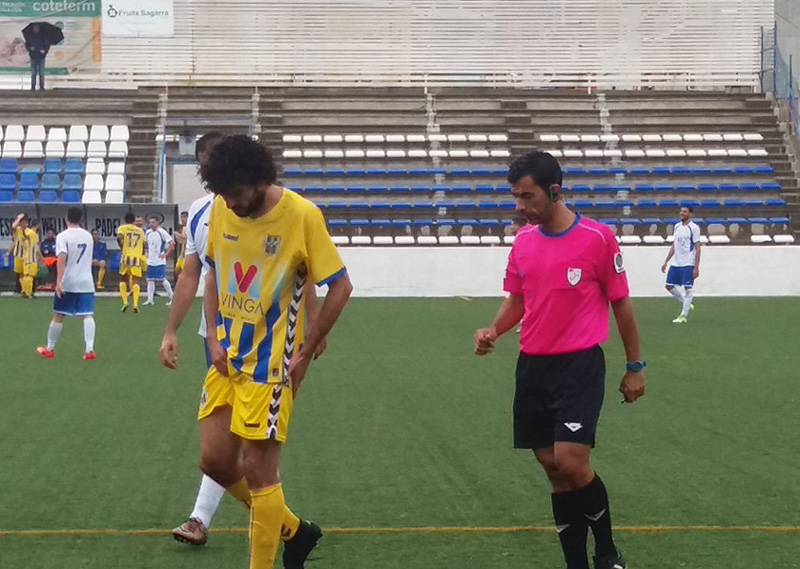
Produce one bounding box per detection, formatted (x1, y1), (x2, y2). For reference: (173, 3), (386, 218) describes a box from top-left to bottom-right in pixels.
(540, 213), (581, 238)
(205, 256), (215, 269)
(53, 292), (95, 316)
(191, 200), (212, 243)
(666, 265), (694, 288)
(203, 338), (212, 370)
(231, 322), (255, 373)
(253, 296), (283, 383)
(317, 267), (348, 287)
(220, 316), (232, 351)
(146, 264), (167, 280)
(159, 231), (166, 253)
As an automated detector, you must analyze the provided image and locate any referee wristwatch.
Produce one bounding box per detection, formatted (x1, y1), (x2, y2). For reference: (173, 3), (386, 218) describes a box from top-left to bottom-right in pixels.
(626, 361), (647, 373)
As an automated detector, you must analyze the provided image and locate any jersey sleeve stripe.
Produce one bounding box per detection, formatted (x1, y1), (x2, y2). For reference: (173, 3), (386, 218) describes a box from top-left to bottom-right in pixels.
(316, 266), (347, 287)
(191, 201), (212, 242)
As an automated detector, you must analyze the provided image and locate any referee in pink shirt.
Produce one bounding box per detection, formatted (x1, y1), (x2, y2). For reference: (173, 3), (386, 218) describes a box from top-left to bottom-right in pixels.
(474, 152), (645, 569)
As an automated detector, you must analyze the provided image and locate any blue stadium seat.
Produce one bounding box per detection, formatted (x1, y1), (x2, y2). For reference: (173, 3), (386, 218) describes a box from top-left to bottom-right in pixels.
(734, 167), (755, 175)
(412, 219), (433, 227)
(754, 166), (774, 175)
(679, 200), (700, 208)
(433, 185), (450, 193)
(766, 199), (787, 207)
(700, 200), (721, 208)
(748, 217), (770, 224)
(326, 186), (346, 194)
(770, 216), (790, 224)
(41, 174), (61, 192)
(490, 168), (507, 176)
(655, 185), (674, 193)
(711, 167), (733, 176)
(456, 219), (478, 226)
(450, 168), (470, 176)
(61, 190), (80, 203)
(347, 186), (367, 194)
(454, 202), (478, 210)
(389, 186), (411, 195)
(325, 202), (348, 211)
(282, 168), (303, 177)
(594, 184), (615, 193)
(328, 219), (349, 228)
(573, 200), (594, 209)
(671, 167), (691, 176)
(370, 202), (392, 211)
(652, 167), (671, 176)
(0, 158), (18, 174)
(38, 190), (58, 203)
(411, 186), (431, 194)
(659, 200), (680, 208)
(496, 184), (511, 192)
(475, 184), (494, 194)
(609, 167), (627, 175)
(368, 186), (389, 194)
(19, 172), (39, 191)
(43, 159), (62, 173)
(16, 190), (35, 203)
(740, 183), (760, 192)
(363, 169), (384, 177)
(478, 201), (500, 209)
(676, 185), (695, 193)
(498, 201), (515, 209)
(64, 159), (84, 174)
(327, 169), (345, 177)
(599, 218), (619, 226)
(691, 167), (712, 176)
(391, 219), (411, 227)
(628, 168), (649, 176)
(723, 200), (744, 208)
(705, 218), (726, 225)
(620, 218), (642, 226)
(612, 185), (632, 192)
(450, 186), (472, 194)
(634, 184), (654, 193)
(437, 218), (457, 227)
(472, 168), (491, 176)
(719, 183), (740, 191)
(727, 217), (749, 225)
(641, 217), (662, 225)
(697, 184), (718, 192)
(637, 200), (658, 208)
(760, 183), (781, 191)
(63, 174), (82, 191)
(304, 186), (325, 194)
(572, 184), (592, 193)
(305, 169), (325, 177)
(564, 168), (586, 176)
(387, 168), (407, 177)
(479, 219), (500, 227)
(0, 190), (12, 202)
(588, 168), (610, 176)
(0, 174), (15, 191)
(349, 202), (369, 211)
(407, 168), (430, 176)
(390, 202), (412, 210)
(108, 251), (121, 271)
(691, 217), (706, 226)
(350, 219), (370, 228)
(433, 201), (454, 209)
(596, 200), (630, 208)
(344, 169), (366, 177)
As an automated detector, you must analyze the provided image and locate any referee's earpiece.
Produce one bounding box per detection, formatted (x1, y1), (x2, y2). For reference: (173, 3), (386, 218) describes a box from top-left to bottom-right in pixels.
(548, 184), (560, 202)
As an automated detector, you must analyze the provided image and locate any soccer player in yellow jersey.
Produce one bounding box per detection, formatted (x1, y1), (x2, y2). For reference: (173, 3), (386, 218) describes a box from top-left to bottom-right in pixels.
(20, 219), (41, 298)
(9, 213), (28, 294)
(117, 212), (146, 313)
(200, 136), (352, 569)
(174, 210), (188, 282)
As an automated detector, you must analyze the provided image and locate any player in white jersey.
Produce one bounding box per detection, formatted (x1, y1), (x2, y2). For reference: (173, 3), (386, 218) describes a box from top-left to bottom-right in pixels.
(143, 216), (175, 306)
(661, 206), (702, 323)
(36, 207), (97, 360)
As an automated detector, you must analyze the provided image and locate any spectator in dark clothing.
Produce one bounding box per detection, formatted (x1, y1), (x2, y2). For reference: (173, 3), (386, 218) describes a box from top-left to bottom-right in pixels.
(25, 25), (49, 91)
(41, 228), (57, 286)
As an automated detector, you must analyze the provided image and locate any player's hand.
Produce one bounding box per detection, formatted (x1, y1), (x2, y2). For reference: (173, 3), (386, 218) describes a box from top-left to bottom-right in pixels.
(661, 263), (667, 273)
(160, 331), (179, 370)
(474, 327), (497, 356)
(288, 351), (312, 396)
(208, 339), (228, 377)
(15, 213), (24, 222)
(159, 253), (166, 260)
(55, 282), (63, 299)
(620, 371), (645, 403)
(693, 267), (700, 279)
(313, 337), (327, 360)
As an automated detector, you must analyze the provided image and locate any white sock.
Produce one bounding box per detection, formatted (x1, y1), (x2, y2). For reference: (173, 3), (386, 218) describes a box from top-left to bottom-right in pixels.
(189, 474), (226, 528)
(147, 280), (155, 303)
(83, 317), (96, 353)
(668, 287), (685, 304)
(47, 321), (63, 350)
(681, 289), (694, 317)
(162, 279), (174, 300)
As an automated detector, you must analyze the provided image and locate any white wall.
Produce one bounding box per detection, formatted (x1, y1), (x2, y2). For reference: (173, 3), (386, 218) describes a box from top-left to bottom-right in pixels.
(98, 0), (774, 89)
(338, 246), (800, 297)
(167, 163), (207, 213)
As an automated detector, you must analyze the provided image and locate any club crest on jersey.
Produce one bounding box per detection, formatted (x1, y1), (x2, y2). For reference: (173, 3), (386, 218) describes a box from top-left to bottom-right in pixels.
(567, 267), (582, 286)
(614, 252), (625, 274)
(264, 236), (281, 256)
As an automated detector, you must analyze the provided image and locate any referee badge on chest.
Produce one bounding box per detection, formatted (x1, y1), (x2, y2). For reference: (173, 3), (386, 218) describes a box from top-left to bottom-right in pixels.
(567, 267), (582, 286)
(263, 236), (281, 257)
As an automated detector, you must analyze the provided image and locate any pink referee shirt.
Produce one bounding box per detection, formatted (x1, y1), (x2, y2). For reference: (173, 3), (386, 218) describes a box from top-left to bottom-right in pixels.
(504, 215), (630, 356)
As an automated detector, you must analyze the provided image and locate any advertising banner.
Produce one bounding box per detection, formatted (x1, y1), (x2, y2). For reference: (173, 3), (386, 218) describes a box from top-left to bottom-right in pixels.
(101, 0), (173, 37)
(0, 0), (102, 73)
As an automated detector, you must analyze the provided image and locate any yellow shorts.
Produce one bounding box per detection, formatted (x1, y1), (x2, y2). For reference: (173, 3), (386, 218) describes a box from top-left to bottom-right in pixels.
(119, 264), (142, 278)
(14, 257), (24, 274)
(198, 366), (293, 442)
(24, 263), (38, 277)
(176, 258), (185, 270)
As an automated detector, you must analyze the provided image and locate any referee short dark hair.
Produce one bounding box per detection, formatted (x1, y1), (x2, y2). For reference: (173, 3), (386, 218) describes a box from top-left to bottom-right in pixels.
(200, 135), (277, 196)
(508, 152), (563, 190)
(66, 206), (82, 224)
(195, 131), (225, 161)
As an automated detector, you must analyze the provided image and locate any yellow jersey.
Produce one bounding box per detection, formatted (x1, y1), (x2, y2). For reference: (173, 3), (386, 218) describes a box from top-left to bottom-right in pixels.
(177, 224), (187, 260)
(117, 223), (146, 267)
(12, 227), (25, 258)
(206, 190), (346, 384)
(23, 228), (39, 265)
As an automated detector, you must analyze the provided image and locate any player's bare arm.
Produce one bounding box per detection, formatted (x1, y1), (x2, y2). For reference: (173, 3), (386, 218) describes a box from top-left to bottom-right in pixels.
(661, 244), (675, 273)
(693, 242), (701, 279)
(55, 251), (67, 298)
(160, 252), (202, 369)
(305, 282), (327, 360)
(474, 294), (524, 356)
(203, 268), (227, 377)
(611, 296), (646, 403)
(288, 272), (353, 394)
(161, 239), (175, 260)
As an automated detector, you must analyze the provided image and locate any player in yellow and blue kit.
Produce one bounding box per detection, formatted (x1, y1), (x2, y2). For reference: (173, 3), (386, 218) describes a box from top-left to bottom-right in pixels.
(174, 210), (188, 283)
(200, 135), (352, 569)
(9, 213), (28, 294)
(117, 212), (146, 312)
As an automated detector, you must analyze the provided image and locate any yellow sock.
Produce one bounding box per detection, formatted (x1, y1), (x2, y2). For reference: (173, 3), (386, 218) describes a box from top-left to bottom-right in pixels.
(132, 283), (140, 308)
(22, 276), (33, 296)
(227, 478), (252, 509)
(281, 505), (301, 541)
(119, 281), (128, 305)
(248, 484), (284, 569)
(97, 267), (106, 287)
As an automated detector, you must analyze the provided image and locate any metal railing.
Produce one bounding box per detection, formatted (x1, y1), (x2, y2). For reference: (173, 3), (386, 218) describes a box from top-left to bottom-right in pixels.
(764, 23), (800, 142)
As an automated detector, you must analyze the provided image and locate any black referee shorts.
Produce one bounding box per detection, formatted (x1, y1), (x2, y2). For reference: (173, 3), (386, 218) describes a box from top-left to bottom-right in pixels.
(513, 345), (606, 450)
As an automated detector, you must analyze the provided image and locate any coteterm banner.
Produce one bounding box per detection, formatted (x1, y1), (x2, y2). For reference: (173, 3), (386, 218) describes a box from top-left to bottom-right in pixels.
(0, 204), (178, 250)
(0, 0), (101, 73)
(101, 0), (173, 37)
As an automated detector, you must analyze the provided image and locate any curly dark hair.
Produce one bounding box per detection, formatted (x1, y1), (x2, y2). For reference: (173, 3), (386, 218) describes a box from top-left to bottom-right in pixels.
(200, 135), (277, 195)
(507, 151), (562, 190)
